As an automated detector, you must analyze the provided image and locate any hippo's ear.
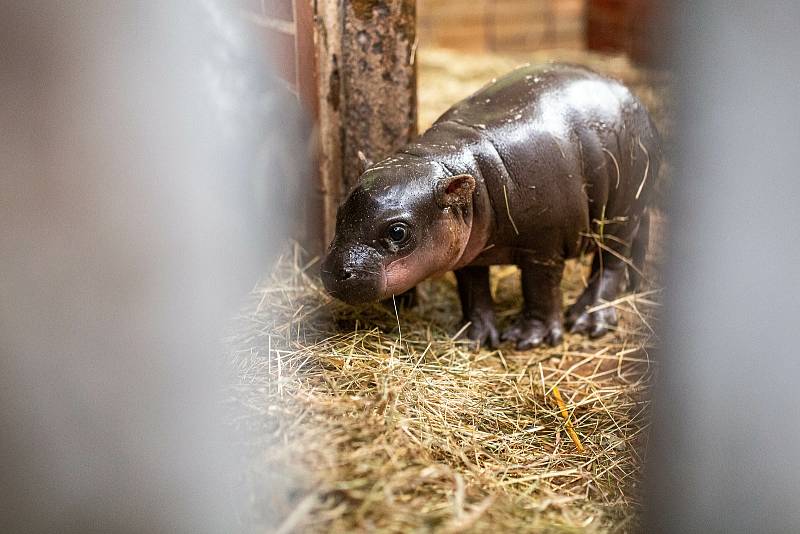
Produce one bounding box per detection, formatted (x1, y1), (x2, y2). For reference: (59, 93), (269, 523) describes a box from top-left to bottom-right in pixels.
(436, 174), (476, 209)
(357, 150), (374, 174)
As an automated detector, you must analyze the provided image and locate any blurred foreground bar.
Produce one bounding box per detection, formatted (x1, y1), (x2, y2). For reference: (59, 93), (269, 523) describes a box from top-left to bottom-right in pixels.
(645, 2), (800, 532)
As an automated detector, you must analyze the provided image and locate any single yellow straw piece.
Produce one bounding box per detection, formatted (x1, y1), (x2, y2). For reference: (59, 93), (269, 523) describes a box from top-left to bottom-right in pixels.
(552, 386), (585, 453)
(502, 184), (520, 235)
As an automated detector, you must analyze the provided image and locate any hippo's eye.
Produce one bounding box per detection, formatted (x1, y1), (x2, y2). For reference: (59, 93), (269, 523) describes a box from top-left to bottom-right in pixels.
(386, 222), (410, 245)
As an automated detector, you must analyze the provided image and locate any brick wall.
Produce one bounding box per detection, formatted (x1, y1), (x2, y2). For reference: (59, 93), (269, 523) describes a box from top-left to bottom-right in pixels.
(418, 0), (586, 52)
(586, 0), (666, 66)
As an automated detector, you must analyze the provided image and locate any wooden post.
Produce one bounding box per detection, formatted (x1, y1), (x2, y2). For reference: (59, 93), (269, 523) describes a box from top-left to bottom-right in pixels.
(314, 0), (418, 247)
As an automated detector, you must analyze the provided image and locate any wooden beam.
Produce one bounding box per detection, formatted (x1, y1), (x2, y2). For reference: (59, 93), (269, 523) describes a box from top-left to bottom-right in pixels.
(313, 0), (418, 246)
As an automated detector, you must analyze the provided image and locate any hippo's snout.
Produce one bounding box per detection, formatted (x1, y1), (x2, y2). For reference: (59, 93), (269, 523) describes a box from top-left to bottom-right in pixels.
(321, 245), (384, 304)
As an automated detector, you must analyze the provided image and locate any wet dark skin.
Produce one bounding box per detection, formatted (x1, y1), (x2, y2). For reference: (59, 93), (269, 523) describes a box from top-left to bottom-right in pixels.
(321, 64), (660, 350)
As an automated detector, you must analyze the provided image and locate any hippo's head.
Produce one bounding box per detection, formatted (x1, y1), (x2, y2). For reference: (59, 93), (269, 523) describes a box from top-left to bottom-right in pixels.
(321, 161), (476, 304)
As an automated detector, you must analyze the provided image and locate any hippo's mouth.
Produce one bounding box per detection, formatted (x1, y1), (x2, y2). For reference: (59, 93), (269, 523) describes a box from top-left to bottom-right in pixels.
(383, 256), (427, 298)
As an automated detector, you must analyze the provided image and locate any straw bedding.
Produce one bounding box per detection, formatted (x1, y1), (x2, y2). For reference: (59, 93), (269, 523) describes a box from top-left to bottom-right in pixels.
(227, 47), (670, 533)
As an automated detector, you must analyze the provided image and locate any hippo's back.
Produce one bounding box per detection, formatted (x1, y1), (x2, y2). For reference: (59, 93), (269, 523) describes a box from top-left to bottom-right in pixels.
(435, 63), (640, 139)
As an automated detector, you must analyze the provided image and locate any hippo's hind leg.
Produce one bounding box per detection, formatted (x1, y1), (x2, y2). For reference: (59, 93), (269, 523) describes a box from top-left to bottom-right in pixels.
(566, 215), (645, 338)
(502, 257), (565, 350)
(454, 266), (500, 349)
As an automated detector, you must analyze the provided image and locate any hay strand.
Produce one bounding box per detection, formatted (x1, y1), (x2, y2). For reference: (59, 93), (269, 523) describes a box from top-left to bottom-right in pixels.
(635, 137), (651, 199)
(552, 385), (586, 453)
(602, 147), (621, 190)
(502, 184), (520, 235)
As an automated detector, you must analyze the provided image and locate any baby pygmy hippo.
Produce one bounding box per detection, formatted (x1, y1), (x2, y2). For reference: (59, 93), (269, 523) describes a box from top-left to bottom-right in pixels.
(321, 64), (660, 349)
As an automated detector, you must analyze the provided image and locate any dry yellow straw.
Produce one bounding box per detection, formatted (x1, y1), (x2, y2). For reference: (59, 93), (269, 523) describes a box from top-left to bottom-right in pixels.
(502, 184), (520, 235)
(552, 386), (585, 453)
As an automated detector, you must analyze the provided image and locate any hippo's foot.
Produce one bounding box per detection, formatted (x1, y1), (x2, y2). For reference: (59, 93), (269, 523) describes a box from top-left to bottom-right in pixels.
(457, 309), (500, 350)
(565, 275), (622, 339)
(565, 302), (618, 338)
(501, 314), (564, 350)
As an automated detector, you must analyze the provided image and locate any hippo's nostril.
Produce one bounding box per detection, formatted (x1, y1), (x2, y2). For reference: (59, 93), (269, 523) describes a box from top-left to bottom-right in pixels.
(321, 260), (381, 304)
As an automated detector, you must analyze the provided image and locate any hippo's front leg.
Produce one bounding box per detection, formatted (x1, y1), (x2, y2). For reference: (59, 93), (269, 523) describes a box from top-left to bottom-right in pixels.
(382, 286), (417, 310)
(502, 258), (565, 350)
(454, 265), (500, 349)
